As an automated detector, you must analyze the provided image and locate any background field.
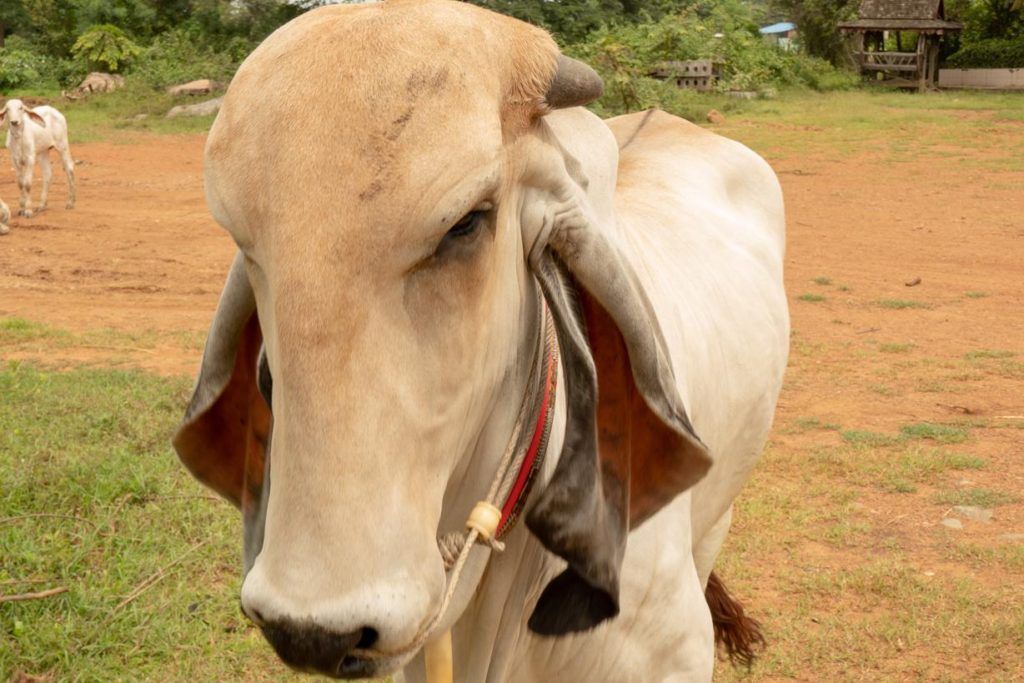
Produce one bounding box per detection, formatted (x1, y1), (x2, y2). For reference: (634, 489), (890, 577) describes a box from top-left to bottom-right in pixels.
(1, 89), (1022, 681)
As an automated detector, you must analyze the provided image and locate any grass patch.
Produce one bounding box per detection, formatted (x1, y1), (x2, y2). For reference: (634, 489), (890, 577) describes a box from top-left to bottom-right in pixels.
(964, 291), (990, 299)
(934, 488), (1019, 508)
(854, 446), (984, 494)
(792, 417), (841, 432)
(812, 276), (832, 286)
(0, 363), (309, 681)
(879, 343), (915, 354)
(997, 359), (1024, 379)
(8, 83), (217, 143)
(964, 349), (1016, 360)
(798, 293), (826, 303)
(840, 430), (900, 448)
(900, 422), (970, 444)
(0, 316), (204, 361)
(875, 299), (931, 310)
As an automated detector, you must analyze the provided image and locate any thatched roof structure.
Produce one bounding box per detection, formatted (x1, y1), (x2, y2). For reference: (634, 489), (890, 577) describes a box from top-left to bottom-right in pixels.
(839, 0), (963, 33)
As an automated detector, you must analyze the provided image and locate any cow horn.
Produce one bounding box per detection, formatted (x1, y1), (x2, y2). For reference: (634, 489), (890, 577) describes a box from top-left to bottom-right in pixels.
(545, 54), (604, 110)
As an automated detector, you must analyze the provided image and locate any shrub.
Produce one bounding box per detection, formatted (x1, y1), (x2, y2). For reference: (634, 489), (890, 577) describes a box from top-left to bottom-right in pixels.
(946, 38), (1024, 68)
(0, 48), (46, 90)
(567, 11), (858, 117)
(129, 27), (251, 89)
(71, 24), (142, 73)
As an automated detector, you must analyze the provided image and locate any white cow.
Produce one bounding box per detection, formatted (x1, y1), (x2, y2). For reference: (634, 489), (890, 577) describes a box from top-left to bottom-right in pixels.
(0, 198), (9, 235)
(1, 99), (76, 218)
(174, 2), (789, 681)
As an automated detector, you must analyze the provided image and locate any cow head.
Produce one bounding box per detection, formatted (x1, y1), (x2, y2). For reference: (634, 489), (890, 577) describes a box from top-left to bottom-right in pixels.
(174, 0), (709, 678)
(0, 99), (45, 131)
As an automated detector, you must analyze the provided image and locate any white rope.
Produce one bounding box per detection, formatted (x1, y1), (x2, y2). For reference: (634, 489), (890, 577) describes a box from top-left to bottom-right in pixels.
(348, 294), (550, 664)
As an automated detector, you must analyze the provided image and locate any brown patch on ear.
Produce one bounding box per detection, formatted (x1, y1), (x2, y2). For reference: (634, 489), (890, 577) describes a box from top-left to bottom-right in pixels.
(578, 289), (633, 518)
(26, 110), (46, 127)
(173, 314), (270, 509)
(578, 289), (696, 527)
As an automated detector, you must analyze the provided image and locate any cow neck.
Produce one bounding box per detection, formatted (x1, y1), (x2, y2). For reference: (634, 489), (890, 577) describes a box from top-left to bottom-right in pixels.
(350, 288), (560, 682)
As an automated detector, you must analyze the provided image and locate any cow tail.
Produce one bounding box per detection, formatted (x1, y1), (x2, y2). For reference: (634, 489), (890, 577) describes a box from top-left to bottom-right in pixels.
(705, 571), (765, 668)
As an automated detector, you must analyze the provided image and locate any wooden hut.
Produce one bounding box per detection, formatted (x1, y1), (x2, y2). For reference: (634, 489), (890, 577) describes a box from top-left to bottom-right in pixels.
(839, 0), (962, 91)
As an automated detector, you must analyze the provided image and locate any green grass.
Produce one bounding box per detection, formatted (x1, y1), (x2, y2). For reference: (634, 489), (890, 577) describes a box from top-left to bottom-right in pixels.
(812, 276), (832, 286)
(0, 316), (204, 361)
(934, 488), (1019, 508)
(964, 291), (990, 299)
(899, 422), (970, 444)
(0, 362), (310, 681)
(875, 299), (931, 310)
(879, 343), (915, 354)
(792, 417), (840, 432)
(6, 83), (217, 143)
(798, 293), (826, 303)
(964, 349), (1016, 360)
(840, 430), (900, 448)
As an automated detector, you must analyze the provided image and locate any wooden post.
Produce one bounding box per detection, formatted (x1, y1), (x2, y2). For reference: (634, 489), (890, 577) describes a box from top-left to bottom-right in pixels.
(916, 34), (927, 92)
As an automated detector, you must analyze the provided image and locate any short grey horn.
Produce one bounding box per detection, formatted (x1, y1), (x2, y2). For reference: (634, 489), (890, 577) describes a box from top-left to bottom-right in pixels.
(545, 54), (604, 110)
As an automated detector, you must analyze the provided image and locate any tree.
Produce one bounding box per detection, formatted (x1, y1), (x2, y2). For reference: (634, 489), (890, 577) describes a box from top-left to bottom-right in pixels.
(770, 0), (858, 64)
(71, 23), (141, 71)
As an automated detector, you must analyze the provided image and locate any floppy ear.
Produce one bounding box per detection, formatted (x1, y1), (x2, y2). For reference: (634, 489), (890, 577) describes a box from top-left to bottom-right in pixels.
(524, 56), (712, 636)
(172, 252), (272, 569)
(26, 109), (45, 127)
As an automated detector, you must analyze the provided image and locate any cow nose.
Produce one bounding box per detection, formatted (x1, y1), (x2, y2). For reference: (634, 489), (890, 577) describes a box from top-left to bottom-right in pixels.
(260, 618), (378, 675)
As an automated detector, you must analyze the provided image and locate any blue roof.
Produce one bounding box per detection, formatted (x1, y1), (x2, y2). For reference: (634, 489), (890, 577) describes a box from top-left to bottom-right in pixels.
(760, 22), (796, 34)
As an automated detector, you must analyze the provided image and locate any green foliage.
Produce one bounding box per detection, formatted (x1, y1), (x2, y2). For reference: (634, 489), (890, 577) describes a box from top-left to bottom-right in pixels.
(0, 45), (46, 89)
(567, 9), (857, 117)
(71, 23), (141, 72)
(947, 38), (1024, 68)
(131, 27), (251, 88)
(947, 0), (1024, 42)
(770, 0), (859, 64)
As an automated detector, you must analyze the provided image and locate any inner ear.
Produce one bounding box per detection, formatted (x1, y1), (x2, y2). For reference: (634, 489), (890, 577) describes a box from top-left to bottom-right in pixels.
(26, 110), (45, 126)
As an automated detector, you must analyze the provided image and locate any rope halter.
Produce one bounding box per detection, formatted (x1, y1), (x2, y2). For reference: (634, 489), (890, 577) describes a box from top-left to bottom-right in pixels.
(349, 291), (560, 683)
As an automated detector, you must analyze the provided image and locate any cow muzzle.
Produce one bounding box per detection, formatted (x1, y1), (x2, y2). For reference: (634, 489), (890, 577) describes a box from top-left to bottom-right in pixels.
(258, 618), (381, 678)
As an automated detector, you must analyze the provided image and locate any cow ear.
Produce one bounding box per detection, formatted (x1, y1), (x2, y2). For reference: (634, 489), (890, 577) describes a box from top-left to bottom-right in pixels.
(524, 107), (711, 635)
(26, 109), (45, 126)
(172, 253), (271, 566)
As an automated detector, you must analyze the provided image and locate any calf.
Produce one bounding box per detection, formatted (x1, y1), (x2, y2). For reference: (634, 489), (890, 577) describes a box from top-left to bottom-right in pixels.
(1, 99), (76, 218)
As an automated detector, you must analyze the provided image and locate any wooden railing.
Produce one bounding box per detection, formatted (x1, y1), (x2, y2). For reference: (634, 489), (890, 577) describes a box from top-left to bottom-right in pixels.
(855, 51), (921, 72)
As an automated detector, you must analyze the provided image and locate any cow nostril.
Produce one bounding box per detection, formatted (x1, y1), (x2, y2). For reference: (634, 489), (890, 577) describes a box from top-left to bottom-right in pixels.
(260, 619), (366, 674)
(356, 626), (378, 650)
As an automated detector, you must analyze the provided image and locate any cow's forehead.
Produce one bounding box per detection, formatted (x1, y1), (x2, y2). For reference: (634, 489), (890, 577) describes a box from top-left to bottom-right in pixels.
(205, 0), (555, 241)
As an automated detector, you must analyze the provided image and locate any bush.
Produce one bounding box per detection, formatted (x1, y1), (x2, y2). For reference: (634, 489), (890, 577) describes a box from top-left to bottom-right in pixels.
(946, 38), (1024, 68)
(567, 12), (858, 116)
(71, 24), (142, 73)
(129, 27), (252, 88)
(0, 35), (85, 90)
(0, 48), (46, 90)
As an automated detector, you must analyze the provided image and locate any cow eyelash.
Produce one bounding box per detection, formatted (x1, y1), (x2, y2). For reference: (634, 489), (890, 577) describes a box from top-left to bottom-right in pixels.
(446, 210), (485, 239)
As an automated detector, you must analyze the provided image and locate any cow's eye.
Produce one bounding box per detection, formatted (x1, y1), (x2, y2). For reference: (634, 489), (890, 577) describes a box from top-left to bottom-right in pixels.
(446, 210), (484, 239)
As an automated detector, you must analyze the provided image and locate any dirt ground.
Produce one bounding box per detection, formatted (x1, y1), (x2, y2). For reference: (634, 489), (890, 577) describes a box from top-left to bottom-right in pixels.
(1, 115), (1022, 679)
